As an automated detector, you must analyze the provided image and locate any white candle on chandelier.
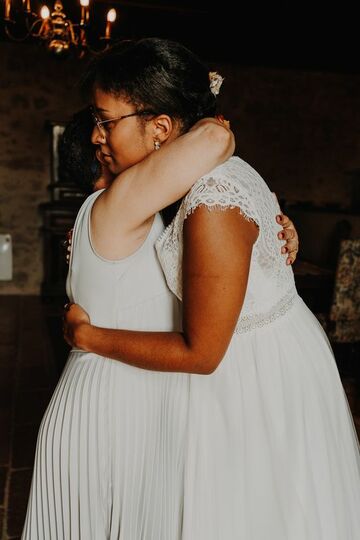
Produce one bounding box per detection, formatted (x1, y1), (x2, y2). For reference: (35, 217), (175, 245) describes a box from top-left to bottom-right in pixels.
(105, 8), (116, 39)
(40, 5), (50, 18)
(80, 0), (89, 25)
(5, 0), (11, 21)
(23, 0), (31, 13)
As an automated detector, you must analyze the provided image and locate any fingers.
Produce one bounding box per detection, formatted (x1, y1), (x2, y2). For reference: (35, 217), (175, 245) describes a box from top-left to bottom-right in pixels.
(277, 228), (296, 242)
(278, 229), (299, 265)
(281, 241), (297, 254)
(63, 228), (73, 265)
(276, 214), (299, 265)
(285, 243), (298, 263)
(62, 302), (73, 325)
(276, 214), (292, 227)
(279, 244), (298, 264)
(286, 252), (298, 265)
(66, 244), (71, 264)
(215, 114), (231, 129)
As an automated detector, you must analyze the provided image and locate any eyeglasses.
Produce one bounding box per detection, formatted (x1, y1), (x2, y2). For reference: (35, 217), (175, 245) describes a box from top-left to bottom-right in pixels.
(90, 107), (156, 139)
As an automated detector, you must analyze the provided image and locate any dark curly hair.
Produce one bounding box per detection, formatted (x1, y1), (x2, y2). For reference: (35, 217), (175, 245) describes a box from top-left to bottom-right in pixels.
(81, 37), (217, 134)
(58, 107), (100, 194)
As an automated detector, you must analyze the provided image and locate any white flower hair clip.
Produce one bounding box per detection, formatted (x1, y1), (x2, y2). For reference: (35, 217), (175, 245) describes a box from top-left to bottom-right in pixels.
(209, 71), (224, 97)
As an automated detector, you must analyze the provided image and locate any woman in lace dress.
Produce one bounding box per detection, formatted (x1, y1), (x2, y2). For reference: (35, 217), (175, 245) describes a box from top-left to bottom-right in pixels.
(63, 38), (360, 539)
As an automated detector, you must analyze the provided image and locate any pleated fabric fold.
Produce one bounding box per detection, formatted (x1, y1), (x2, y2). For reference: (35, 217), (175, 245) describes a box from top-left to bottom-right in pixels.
(22, 350), (189, 540)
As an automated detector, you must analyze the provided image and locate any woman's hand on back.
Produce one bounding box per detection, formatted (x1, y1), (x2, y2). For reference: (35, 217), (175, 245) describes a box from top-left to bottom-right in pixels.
(277, 213), (299, 265)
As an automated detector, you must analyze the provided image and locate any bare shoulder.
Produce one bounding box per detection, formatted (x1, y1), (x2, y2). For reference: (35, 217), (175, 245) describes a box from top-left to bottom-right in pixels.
(183, 205), (258, 262)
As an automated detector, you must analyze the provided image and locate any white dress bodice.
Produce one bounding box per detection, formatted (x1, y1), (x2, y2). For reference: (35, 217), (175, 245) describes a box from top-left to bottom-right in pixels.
(66, 189), (181, 333)
(155, 156), (297, 333)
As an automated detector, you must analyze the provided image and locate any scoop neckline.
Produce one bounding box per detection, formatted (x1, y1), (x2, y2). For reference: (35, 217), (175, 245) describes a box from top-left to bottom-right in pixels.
(87, 190), (159, 264)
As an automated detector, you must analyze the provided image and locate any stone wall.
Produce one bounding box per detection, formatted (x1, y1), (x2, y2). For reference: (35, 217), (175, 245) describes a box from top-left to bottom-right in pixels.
(217, 64), (360, 207)
(0, 42), (83, 294)
(1, 41), (360, 294)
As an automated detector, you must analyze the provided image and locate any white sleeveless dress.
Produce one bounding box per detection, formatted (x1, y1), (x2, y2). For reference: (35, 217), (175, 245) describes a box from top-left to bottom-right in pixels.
(22, 191), (189, 540)
(22, 156), (360, 540)
(155, 156), (360, 539)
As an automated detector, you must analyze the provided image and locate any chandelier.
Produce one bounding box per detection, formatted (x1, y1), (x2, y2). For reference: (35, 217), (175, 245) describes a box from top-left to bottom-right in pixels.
(2, 0), (117, 56)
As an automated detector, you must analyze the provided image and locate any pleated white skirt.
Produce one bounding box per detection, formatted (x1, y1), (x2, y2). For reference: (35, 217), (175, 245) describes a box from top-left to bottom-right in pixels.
(21, 352), (189, 540)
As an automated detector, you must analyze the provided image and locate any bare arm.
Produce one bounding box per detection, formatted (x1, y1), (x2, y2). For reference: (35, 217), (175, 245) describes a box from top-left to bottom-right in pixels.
(64, 208), (257, 374)
(96, 119), (235, 231)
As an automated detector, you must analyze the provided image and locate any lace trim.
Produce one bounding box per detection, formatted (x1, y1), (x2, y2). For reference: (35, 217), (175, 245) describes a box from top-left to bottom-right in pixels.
(183, 175), (259, 226)
(184, 203), (258, 226)
(235, 289), (297, 334)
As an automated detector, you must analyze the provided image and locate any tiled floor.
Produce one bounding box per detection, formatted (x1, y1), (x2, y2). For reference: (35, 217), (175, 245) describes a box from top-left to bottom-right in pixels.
(0, 295), (359, 540)
(0, 296), (60, 540)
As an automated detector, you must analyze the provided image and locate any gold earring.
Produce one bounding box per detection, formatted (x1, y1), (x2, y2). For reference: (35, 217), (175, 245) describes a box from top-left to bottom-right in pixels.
(154, 140), (161, 151)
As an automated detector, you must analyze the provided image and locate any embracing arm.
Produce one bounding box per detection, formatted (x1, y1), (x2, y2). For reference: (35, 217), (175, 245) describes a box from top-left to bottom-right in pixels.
(97, 119), (235, 229)
(65, 208), (257, 374)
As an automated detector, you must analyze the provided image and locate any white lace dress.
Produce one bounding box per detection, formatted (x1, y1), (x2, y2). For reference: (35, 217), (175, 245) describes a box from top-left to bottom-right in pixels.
(156, 156), (360, 540)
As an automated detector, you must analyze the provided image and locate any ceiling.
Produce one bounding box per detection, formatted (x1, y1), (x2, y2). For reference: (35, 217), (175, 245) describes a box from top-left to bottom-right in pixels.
(1, 0), (359, 72)
(94, 0), (360, 73)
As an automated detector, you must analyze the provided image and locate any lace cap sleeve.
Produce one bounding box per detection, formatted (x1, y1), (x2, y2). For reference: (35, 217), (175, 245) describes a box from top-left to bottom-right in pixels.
(182, 158), (260, 226)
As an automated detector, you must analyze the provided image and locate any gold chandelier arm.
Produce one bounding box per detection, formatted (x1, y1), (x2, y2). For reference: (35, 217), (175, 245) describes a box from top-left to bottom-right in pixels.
(32, 18), (53, 39)
(4, 16), (44, 41)
(67, 20), (78, 46)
